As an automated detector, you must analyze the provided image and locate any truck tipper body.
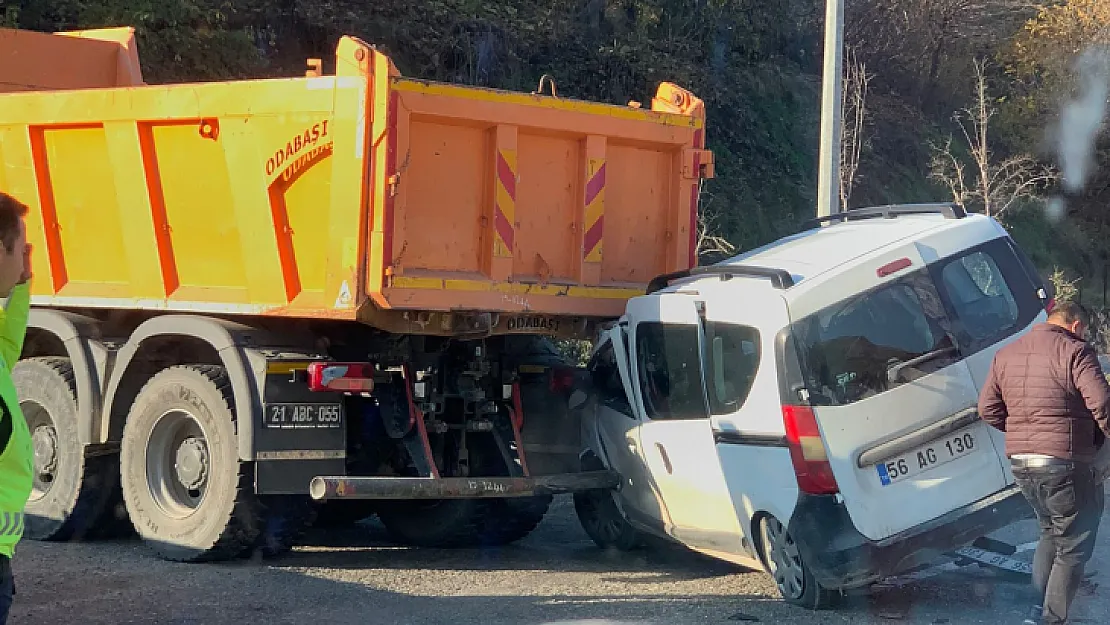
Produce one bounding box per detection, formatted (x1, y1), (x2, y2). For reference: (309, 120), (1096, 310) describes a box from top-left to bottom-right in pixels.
(0, 26), (711, 560)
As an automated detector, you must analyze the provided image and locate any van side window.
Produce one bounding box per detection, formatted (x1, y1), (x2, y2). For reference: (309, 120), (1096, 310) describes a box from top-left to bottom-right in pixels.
(703, 323), (761, 415)
(635, 323), (708, 421)
(587, 339), (634, 418)
(792, 273), (959, 406)
(933, 239), (1042, 354)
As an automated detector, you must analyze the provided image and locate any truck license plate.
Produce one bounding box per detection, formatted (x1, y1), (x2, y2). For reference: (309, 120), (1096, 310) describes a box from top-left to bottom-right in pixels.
(875, 430), (977, 486)
(263, 403), (342, 429)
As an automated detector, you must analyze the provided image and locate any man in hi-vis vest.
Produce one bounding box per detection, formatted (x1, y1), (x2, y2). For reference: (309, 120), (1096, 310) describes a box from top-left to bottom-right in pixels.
(0, 192), (33, 624)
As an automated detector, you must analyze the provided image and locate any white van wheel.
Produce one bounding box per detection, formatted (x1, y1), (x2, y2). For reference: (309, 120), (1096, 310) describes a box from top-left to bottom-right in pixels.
(573, 489), (641, 551)
(759, 515), (836, 610)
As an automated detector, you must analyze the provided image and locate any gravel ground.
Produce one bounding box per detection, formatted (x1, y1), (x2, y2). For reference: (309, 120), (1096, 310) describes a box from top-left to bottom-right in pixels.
(7, 495), (1110, 624)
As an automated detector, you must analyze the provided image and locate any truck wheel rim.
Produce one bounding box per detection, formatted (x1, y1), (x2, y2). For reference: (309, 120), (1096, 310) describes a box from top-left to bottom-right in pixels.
(763, 517), (805, 600)
(21, 400), (58, 502)
(147, 409), (211, 519)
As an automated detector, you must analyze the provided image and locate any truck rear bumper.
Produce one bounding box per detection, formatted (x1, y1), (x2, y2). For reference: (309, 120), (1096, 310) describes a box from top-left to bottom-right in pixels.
(309, 470), (620, 500)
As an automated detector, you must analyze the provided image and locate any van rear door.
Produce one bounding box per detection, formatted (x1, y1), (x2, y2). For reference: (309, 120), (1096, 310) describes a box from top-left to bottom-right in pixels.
(911, 231), (1048, 476)
(788, 244), (1011, 541)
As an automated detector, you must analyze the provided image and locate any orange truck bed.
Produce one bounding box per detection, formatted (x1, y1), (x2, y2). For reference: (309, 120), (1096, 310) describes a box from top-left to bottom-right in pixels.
(0, 27), (712, 337)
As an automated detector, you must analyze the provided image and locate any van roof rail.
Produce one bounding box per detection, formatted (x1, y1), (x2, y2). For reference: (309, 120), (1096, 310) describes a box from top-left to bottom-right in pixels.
(646, 265), (795, 294)
(801, 202), (967, 230)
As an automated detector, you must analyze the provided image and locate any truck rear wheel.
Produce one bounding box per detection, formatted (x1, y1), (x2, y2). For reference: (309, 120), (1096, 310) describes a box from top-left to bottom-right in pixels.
(476, 495), (552, 544)
(377, 495), (551, 548)
(120, 365), (260, 562)
(376, 431), (552, 548)
(377, 500), (482, 548)
(14, 357), (123, 542)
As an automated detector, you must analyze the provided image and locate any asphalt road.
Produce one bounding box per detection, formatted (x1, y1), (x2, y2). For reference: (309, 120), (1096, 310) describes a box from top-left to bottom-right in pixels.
(7, 495), (1110, 625)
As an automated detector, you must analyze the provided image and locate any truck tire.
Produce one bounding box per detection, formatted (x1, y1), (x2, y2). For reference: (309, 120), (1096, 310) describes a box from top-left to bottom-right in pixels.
(13, 357), (122, 542)
(475, 495), (552, 545)
(377, 429), (552, 548)
(378, 495), (552, 548)
(120, 365), (261, 562)
(376, 499), (486, 547)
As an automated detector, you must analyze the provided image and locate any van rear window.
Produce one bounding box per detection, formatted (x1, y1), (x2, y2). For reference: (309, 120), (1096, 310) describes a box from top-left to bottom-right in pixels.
(928, 237), (1043, 355)
(703, 323), (762, 416)
(791, 272), (960, 406)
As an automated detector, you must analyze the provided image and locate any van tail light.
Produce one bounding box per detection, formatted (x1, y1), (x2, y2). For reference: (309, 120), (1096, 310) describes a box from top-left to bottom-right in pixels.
(1045, 297), (1056, 314)
(782, 405), (840, 495)
(876, 257), (912, 278)
(307, 362), (375, 393)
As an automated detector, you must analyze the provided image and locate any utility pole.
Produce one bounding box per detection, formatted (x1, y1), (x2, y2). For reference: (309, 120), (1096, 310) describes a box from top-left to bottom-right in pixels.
(816, 0), (845, 218)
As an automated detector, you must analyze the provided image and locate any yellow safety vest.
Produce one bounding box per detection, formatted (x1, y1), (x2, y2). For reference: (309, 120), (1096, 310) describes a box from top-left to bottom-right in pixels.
(0, 283), (33, 558)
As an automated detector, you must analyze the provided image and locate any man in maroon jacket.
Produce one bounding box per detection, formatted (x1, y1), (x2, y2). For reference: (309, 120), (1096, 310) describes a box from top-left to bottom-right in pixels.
(979, 301), (1110, 624)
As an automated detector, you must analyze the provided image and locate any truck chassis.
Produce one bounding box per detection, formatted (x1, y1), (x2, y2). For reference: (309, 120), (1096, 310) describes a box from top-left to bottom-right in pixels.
(18, 309), (613, 560)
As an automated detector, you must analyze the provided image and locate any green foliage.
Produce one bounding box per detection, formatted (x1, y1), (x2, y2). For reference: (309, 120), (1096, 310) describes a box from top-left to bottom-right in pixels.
(553, 339), (593, 368)
(2, 0), (265, 80)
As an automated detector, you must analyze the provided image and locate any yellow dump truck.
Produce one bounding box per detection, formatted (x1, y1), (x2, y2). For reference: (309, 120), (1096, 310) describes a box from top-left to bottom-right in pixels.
(0, 26), (712, 561)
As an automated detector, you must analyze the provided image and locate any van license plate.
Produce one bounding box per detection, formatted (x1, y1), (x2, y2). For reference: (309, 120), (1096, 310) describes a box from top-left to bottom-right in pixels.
(264, 403), (343, 429)
(875, 430), (977, 486)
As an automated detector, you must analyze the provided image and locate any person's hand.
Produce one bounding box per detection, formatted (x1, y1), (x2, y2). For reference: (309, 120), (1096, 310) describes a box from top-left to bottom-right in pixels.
(17, 243), (31, 285)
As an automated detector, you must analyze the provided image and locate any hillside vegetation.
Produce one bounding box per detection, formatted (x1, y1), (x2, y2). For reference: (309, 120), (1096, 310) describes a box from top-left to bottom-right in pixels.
(6, 1), (1110, 303)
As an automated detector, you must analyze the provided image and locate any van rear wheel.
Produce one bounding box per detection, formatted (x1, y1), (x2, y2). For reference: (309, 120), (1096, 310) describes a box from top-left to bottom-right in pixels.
(758, 515), (837, 610)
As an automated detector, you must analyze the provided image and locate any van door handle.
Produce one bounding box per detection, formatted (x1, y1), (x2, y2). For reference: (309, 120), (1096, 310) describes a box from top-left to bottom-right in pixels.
(856, 407), (981, 468)
(656, 443), (673, 474)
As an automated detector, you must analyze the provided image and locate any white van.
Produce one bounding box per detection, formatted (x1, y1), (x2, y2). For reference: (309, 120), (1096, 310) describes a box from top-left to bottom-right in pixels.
(572, 204), (1048, 609)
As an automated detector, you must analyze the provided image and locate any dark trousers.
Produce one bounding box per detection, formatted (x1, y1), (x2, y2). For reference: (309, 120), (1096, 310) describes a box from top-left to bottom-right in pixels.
(0, 554), (11, 625)
(1012, 461), (1104, 624)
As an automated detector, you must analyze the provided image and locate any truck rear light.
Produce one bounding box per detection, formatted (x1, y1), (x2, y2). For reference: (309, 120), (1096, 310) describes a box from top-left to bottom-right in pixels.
(549, 367), (576, 394)
(782, 405), (839, 495)
(307, 362), (375, 393)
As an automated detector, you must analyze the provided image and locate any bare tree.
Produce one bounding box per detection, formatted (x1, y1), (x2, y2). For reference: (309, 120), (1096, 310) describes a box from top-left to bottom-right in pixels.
(847, 0), (1037, 104)
(929, 59), (1058, 219)
(839, 48), (872, 211)
(695, 182), (736, 260)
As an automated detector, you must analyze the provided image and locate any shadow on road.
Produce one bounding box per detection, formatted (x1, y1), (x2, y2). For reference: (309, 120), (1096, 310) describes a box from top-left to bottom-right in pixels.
(14, 495), (1107, 625)
(283, 520), (746, 581)
(13, 539), (779, 625)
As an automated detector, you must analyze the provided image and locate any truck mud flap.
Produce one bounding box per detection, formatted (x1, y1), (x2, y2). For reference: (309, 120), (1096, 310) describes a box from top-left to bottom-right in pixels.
(309, 470), (620, 501)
